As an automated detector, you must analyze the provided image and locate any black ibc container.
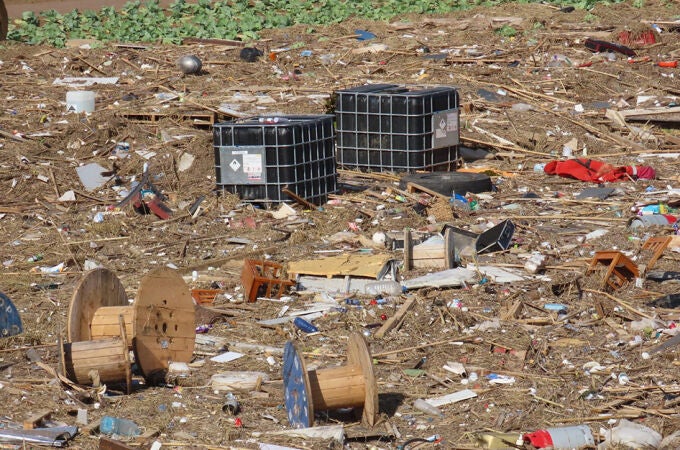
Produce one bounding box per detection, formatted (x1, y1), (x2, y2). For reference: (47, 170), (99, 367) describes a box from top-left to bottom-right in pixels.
(336, 84), (460, 172)
(214, 115), (337, 205)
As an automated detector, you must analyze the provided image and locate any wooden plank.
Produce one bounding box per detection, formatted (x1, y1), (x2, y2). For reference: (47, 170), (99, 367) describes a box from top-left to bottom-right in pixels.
(23, 410), (52, 429)
(619, 107), (680, 117)
(445, 228), (455, 269)
(406, 181), (449, 199)
(374, 297), (416, 339)
(411, 246), (446, 260)
(403, 229), (412, 272)
(501, 299), (523, 321)
(99, 436), (135, 450)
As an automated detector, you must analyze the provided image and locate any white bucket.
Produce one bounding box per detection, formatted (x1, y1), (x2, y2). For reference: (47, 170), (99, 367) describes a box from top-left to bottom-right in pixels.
(66, 90), (95, 113)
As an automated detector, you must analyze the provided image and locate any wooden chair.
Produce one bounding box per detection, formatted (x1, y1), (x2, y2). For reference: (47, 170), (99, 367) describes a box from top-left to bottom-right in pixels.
(586, 251), (639, 291)
(638, 236), (672, 275)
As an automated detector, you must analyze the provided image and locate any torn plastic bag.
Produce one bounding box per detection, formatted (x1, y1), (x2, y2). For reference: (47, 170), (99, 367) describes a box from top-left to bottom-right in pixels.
(0, 426), (78, 447)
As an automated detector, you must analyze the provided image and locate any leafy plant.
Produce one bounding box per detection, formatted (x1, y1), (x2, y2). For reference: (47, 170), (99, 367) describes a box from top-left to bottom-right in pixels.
(6, 0), (631, 48)
(496, 25), (517, 37)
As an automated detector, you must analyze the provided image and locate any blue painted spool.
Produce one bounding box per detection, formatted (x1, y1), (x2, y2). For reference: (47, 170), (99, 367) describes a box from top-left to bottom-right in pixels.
(0, 292), (22, 337)
(282, 333), (378, 429)
(282, 341), (313, 428)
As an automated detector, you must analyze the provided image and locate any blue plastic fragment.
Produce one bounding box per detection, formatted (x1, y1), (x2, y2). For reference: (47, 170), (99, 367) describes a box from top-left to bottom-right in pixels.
(293, 317), (319, 333)
(355, 29), (376, 41)
(544, 303), (568, 311)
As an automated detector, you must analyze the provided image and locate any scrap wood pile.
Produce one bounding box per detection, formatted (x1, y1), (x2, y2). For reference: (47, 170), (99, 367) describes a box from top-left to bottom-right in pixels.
(2, 1), (680, 449)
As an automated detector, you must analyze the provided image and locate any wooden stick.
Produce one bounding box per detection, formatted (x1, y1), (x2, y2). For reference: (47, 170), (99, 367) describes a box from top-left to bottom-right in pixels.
(281, 187), (319, 210)
(582, 289), (654, 320)
(76, 56), (107, 76)
(460, 136), (547, 156)
(406, 181), (448, 199)
(373, 337), (474, 357)
(557, 412), (643, 423)
(507, 214), (627, 221)
(375, 296), (416, 339)
(48, 168), (60, 199)
(65, 236), (130, 245)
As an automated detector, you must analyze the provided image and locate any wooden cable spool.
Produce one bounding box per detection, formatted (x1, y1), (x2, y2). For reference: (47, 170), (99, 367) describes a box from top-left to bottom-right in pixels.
(67, 267), (196, 381)
(59, 315), (131, 393)
(282, 332), (378, 428)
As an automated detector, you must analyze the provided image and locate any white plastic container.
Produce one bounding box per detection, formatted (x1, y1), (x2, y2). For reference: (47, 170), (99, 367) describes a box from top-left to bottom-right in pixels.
(364, 280), (403, 296)
(66, 90), (95, 113)
(413, 398), (443, 417)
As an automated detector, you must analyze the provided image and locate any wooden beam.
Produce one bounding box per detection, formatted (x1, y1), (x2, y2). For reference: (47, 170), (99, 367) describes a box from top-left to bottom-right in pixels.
(23, 410), (52, 429)
(374, 297), (416, 339)
(99, 436), (136, 450)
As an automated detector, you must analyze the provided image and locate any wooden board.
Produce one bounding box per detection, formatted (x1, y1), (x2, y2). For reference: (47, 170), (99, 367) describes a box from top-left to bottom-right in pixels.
(99, 436), (135, 450)
(374, 297), (416, 339)
(68, 268), (127, 342)
(23, 410), (51, 429)
(133, 267), (196, 380)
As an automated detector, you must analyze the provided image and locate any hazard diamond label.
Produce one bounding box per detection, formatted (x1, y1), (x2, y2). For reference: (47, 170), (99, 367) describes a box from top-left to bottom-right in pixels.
(229, 159), (241, 171)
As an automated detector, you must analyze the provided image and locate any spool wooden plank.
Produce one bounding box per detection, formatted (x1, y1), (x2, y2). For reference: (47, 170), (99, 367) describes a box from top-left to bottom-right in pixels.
(68, 268), (127, 342)
(91, 306), (134, 345)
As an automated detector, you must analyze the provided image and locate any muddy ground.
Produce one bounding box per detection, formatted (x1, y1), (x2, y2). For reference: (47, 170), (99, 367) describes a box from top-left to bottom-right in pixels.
(2, 1), (680, 449)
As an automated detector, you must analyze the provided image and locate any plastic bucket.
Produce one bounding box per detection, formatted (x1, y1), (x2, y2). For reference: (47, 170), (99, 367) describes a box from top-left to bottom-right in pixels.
(628, 214), (675, 229)
(66, 90), (95, 113)
(546, 425), (595, 449)
(525, 425), (594, 449)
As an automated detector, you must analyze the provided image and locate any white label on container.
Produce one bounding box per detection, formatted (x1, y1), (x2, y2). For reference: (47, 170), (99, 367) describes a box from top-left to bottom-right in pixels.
(432, 109), (460, 147)
(243, 154), (262, 181)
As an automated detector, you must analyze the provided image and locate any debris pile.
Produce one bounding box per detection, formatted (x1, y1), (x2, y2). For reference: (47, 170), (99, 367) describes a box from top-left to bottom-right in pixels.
(1, 1), (680, 449)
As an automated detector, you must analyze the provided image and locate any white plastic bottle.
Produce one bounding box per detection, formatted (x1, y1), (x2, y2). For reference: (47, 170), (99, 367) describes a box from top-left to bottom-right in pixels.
(413, 399), (444, 417)
(364, 280), (403, 296)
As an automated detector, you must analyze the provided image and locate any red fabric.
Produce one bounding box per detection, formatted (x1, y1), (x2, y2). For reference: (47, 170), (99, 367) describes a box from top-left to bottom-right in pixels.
(524, 430), (553, 448)
(543, 158), (655, 183)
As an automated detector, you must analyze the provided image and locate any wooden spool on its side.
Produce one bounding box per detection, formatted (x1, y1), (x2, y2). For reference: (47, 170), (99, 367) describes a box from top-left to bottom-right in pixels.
(68, 267), (196, 383)
(59, 318), (131, 394)
(282, 333), (378, 428)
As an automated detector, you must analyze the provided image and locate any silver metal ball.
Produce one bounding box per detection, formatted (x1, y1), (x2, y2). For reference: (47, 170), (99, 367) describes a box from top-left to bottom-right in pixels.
(177, 55), (202, 74)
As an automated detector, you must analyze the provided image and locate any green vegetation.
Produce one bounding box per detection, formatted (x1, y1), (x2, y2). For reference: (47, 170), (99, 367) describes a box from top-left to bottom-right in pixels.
(8, 0), (627, 47)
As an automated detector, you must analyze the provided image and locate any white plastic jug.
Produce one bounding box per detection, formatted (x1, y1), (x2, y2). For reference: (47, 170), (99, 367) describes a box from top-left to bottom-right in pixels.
(66, 91), (95, 113)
